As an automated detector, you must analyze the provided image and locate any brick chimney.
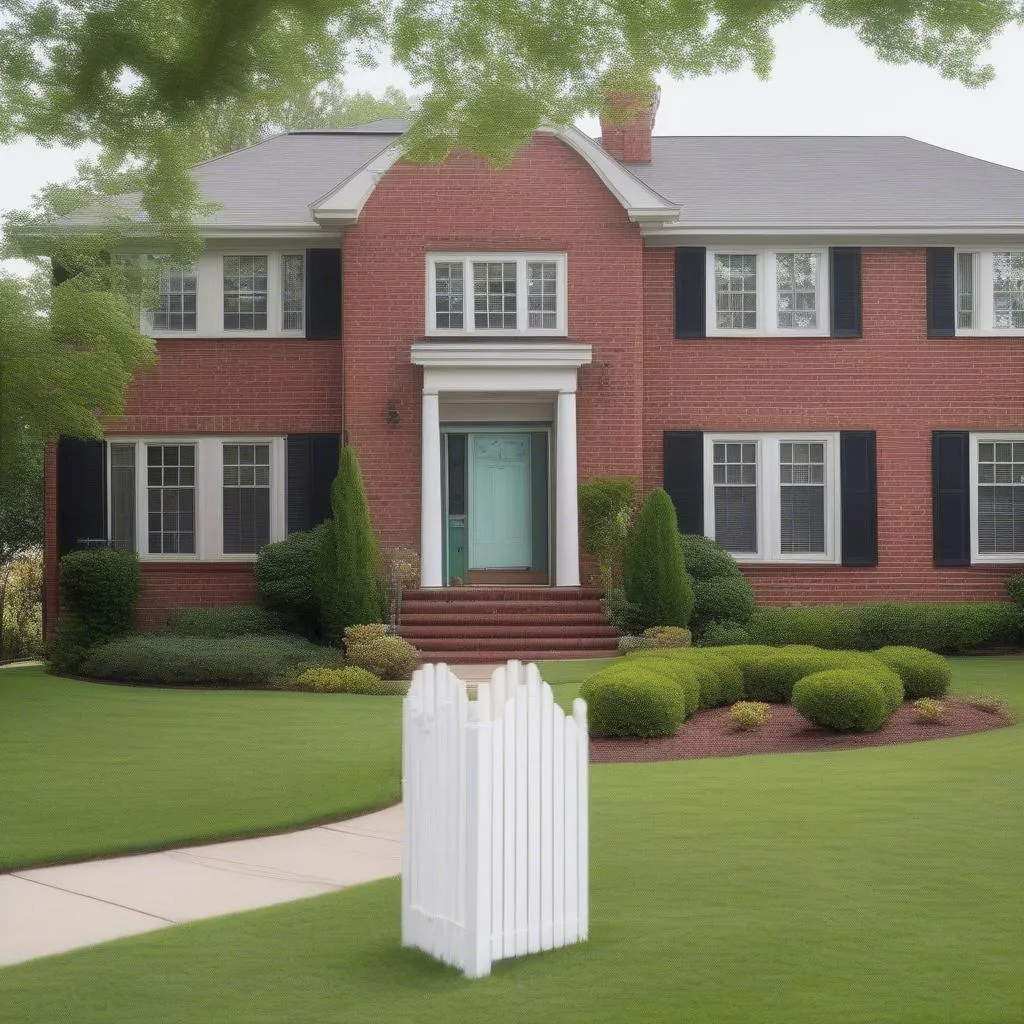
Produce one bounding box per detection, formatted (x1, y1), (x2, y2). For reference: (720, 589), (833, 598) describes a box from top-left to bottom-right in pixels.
(599, 87), (660, 163)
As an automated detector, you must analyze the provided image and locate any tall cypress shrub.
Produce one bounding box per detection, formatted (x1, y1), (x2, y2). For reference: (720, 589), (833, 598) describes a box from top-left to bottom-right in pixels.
(622, 487), (694, 630)
(315, 445), (387, 645)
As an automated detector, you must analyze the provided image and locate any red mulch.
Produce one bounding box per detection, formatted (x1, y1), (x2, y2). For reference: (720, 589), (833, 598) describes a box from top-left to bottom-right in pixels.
(590, 698), (1015, 763)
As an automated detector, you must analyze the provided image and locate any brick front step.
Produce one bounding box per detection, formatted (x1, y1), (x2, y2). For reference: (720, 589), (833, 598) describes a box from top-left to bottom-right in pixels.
(416, 650), (616, 665)
(399, 586), (619, 663)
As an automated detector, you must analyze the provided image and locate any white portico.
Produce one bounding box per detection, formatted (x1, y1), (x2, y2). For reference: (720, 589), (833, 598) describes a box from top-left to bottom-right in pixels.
(410, 342), (593, 588)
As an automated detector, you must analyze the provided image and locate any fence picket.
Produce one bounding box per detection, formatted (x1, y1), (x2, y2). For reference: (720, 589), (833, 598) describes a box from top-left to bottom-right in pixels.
(402, 660), (588, 977)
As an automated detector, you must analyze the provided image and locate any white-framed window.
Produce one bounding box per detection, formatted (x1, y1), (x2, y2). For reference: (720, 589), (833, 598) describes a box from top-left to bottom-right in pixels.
(426, 253), (568, 336)
(703, 432), (841, 563)
(129, 249), (307, 338)
(706, 249), (829, 337)
(956, 249), (1024, 335)
(107, 436), (286, 560)
(969, 433), (1024, 563)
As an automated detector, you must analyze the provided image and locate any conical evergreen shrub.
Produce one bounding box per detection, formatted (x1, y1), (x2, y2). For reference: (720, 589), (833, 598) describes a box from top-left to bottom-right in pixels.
(621, 487), (694, 630)
(315, 444), (387, 645)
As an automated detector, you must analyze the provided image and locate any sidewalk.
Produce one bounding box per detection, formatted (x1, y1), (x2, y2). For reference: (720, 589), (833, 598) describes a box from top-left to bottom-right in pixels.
(0, 805), (402, 968)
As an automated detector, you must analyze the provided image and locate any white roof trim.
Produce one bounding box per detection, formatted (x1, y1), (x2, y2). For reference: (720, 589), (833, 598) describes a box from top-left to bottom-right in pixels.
(311, 126), (680, 229)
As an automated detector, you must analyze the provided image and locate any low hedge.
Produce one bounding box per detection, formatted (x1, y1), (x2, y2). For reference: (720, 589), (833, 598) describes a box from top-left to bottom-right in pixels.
(746, 602), (1020, 654)
(80, 634), (346, 688)
(791, 670), (890, 732)
(626, 658), (701, 717)
(580, 664), (689, 738)
(294, 665), (381, 694)
(627, 646), (744, 706)
(165, 605), (283, 638)
(872, 646), (952, 699)
(345, 634), (420, 680)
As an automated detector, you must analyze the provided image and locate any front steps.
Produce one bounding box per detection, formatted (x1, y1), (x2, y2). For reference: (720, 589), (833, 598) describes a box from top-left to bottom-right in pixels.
(398, 587), (620, 664)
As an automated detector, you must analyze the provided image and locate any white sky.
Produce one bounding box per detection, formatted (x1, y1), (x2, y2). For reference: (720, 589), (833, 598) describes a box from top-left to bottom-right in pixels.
(2, 10), (1023, 275)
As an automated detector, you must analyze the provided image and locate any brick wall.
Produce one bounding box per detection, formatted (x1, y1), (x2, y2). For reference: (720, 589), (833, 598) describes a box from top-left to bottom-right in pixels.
(342, 132), (647, 551)
(642, 246), (1024, 604)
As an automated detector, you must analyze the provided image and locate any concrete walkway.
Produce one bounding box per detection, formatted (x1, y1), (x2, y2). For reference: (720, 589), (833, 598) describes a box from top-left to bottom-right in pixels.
(0, 805), (402, 968)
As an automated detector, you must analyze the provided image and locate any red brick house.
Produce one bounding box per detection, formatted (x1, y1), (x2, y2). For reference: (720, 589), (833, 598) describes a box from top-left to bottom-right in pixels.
(46, 101), (1024, 659)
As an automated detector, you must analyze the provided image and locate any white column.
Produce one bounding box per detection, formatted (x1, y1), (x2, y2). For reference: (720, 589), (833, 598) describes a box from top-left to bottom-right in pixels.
(555, 389), (581, 587)
(420, 390), (444, 587)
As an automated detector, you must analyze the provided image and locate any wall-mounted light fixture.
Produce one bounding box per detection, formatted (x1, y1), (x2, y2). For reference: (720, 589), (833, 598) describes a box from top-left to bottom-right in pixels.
(386, 400), (401, 425)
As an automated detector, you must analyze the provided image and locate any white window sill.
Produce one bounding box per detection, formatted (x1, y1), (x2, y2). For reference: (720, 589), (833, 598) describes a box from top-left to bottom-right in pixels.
(971, 553), (1024, 565)
(732, 555), (840, 566)
(705, 331), (831, 339)
(954, 330), (1024, 338)
(149, 332), (307, 340)
(139, 554), (260, 563)
(425, 329), (568, 339)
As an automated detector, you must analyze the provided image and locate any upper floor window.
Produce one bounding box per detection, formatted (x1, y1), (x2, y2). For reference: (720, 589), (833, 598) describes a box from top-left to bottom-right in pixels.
(703, 432), (841, 563)
(133, 251), (306, 337)
(707, 249), (828, 337)
(955, 249), (1024, 335)
(426, 253), (567, 336)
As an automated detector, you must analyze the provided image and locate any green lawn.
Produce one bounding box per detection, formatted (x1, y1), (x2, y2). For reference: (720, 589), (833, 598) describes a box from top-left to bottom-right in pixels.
(0, 667), (402, 871)
(1, 656), (1020, 1023)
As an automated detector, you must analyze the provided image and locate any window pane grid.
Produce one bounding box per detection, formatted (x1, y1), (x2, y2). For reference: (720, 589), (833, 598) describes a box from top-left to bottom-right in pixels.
(715, 254), (757, 330)
(977, 440), (1024, 554)
(223, 443), (271, 554)
(435, 262), (465, 329)
(281, 254), (305, 331)
(473, 261), (517, 330)
(527, 261), (558, 330)
(152, 267), (197, 331)
(713, 442), (757, 552)
(776, 252), (818, 330)
(992, 251), (1024, 330)
(146, 444), (196, 554)
(223, 256), (268, 331)
(779, 441), (826, 554)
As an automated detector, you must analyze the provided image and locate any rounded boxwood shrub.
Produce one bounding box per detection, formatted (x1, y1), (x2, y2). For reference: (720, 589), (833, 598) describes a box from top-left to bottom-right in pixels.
(343, 623), (389, 647)
(792, 670), (889, 732)
(680, 534), (744, 583)
(45, 616), (93, 673)
(580, 666), (688, 738)
(730, 701), (771, 730)
(254, 526), (322, 636)
(699, 621), (752, 647)
(294, 666), (381, 694)
(346, 635), (419, 680)
(640, 626), (692, 649)
(691, 576), (756, 635)
(689, 652), (745, 704)
(872, 646), (951, 699)
(629, 658), (701, 717)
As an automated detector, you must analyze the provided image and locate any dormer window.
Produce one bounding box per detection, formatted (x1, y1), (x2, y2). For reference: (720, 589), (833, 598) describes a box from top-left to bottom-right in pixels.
(426, 253), (567, 336)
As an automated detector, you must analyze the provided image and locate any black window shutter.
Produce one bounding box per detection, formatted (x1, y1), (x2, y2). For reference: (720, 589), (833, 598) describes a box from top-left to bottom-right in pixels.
(57, 438), (107, 557)
(829, 247), (862, 338)
(926, 247), (956, 338)
(839, 431), (877, 566)
(287, 434), (340, 533)
(305, 248), (342, 340)
(674, 248), (706, 339)
(663, 431), (704, 535)
(932, 431), (971, 566)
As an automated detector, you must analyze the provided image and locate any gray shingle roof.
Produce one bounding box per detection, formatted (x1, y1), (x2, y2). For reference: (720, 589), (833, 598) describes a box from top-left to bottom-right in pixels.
(59, 126), (1024, 232)
(631, 136), (1024, 227)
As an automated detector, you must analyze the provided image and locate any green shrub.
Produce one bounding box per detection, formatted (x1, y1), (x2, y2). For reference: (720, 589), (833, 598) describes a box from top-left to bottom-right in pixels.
(315, 445), (388, 646)
(747, 605), (861, 650)
(1, 551), (42, 660)
(730, 701), (771, 730)
(640, 626), (692, 648)
(578, 476), (636, 590)
(913, 698), (945, 723)
(691, 576), (756, 635)
(626, 646), (744, 706)
(166, 605), (282, 638)
(580, 665), (688, 738)
(346, 635), (419, 680)
(603, 587), (646, 635)
(628, 658), (701, 717)
(791, 670), (889, 732)
(964, 694), (1009, 715)
(59, 549), (140, 642)
(699, 621), (752, 647)
(679, 534), (744, 583)
(621, 488), (694, 630)
(294, 666), (381, 694)
(45, 615), (93, 673)
(1007, 572), (1024, 607)
(254, 527), (322, 636)
(686, 651), (745, 704)
(872, 646), (952, 699)
(343, 623), (389, 647)
(80, 634), (346, 687)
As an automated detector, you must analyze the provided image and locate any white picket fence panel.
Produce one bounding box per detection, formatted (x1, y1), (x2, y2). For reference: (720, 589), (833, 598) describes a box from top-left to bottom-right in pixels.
(401, 660), (588, 978)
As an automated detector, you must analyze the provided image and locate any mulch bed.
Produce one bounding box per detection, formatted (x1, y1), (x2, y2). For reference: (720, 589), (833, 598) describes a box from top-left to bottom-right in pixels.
(590, 698), (1015, 763)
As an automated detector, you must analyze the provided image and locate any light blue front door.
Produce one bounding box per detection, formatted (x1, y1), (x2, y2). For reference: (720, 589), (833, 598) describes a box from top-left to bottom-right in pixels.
(469, 434), (532, 569)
